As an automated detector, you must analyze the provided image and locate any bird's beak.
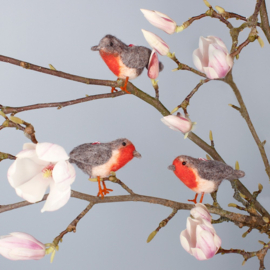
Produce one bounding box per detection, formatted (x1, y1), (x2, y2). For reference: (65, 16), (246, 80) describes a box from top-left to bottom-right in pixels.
(133, 150), (141, 159)
(168, 165), (175, 171)
(91, 45), (100, 51)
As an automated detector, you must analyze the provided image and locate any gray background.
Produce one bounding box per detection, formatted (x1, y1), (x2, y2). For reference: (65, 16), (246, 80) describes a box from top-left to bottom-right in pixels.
(0, 0), (269, 269)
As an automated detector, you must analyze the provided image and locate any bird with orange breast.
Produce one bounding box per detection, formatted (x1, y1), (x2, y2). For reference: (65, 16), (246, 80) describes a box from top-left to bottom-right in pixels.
(91, 35), (164, 93)
(168, 155), (245, 203)
(69, 138), (141, 198)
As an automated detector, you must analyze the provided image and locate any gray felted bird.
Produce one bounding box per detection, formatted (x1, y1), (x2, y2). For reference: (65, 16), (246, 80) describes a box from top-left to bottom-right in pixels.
(91, 35), (164, 93)
(168, 155), (245, 203)
(69, 138), (141, 198)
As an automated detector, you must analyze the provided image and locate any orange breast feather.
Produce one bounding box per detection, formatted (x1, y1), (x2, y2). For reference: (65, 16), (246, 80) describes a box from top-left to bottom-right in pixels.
(110, 144), (135, 172)
(100, 50), (121, 77)
(173, 159), (198, 190)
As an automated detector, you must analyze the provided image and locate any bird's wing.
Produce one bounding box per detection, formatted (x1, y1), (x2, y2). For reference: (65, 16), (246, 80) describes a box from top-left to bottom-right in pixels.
(123, 46), (151, 69)
(69, 144), (112, 167)
(196, 160), (234, 181)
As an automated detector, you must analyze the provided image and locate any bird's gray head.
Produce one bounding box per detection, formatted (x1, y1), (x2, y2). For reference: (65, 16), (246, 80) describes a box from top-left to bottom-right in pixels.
(91, 35), (126, 54)
(110, 138), (141, 158)
(168, 155), (200, 171)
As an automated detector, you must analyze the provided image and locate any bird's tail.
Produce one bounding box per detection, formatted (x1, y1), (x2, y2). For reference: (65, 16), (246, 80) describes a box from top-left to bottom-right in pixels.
(227, 169), (245, 180)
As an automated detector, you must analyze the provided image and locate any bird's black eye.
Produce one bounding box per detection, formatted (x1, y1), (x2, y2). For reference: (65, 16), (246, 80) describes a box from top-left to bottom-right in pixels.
(110, 42), (113, 46)
(182, 162), (186, 165)
(122, 142), (126, 146)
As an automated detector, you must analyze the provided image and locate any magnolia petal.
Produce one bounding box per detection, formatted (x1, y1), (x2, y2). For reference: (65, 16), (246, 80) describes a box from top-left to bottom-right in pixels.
(198, 36), (211, 66)
(23, 143), (36, 150)
(226, 54), (234, 68)
(9, 248), (45, 260)
(203, 66), (219, 79)
(180, 230), (192, 254)
(191, 204), (212, 222)
(161, 115), (192, 134)
(213, 234), (222, 251)
(15, 173), (51, 203)
(196, 228), (217, 259)
(10, 232), (44, 246)
(192, 49), (203, 72)
(7, 158), (45, 188)
(208, 36), (228, 53)
(41, 184), (71, 213)
(208, 44), (230, 78)
(36, 143), (69, 162)
(147, 50), (159, 79)
(186, 217), (200, 248)
(16, 149), (48, 166)
(141, 29), (170, 56)
(191, 247), (208, 260)
(52, 161), (76, 190)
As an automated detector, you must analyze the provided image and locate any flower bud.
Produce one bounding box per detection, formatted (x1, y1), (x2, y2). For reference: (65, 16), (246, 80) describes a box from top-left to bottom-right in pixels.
(0, 232), (45, 260)
(142, 29), (170, 56)
(140, 9), (177, 34)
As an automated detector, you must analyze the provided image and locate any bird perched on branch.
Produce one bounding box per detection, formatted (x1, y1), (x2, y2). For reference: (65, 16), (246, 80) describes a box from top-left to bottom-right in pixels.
(69, 138), (141, 198)
(168, 155), (245, 204)
(91, 35), (164, 93)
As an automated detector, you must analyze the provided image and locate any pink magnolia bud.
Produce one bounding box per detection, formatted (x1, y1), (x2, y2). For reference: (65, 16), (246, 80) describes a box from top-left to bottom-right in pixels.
(147, 50), (159, 79)
(193, 36), (233, 79)
(0, 232), (46, 260)
(180, 205), (221, 260)
(161, 113), (193, 135)
(141, 29), (170, 56)
(141, 9), (177, 34)
(190, 203), (212, 222)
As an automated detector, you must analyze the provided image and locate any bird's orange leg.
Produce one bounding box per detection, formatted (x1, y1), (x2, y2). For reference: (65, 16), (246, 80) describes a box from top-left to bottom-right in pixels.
(199, 193), (205, 203)
(101, 180), (113, 195)
(97, 176), (104, 199)
(111, 87), (118, 93)
(120, 77), (131, 94)
(188, 193), (198, 204)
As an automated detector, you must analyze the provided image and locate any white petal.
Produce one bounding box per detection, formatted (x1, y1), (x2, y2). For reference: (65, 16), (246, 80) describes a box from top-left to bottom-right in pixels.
(208, 36), (228, 53)
(191, 204), (211, 222)
(36, 143), (69, 162)
(7, 158), (44, 188)
(52, 161), (76, 190)
(180, 230), (192, 253)
(41, 184), (71, 212)
(196, 228), (217, 259)
(192, 49), (203, 72)
(191, 247), (208, 260)
(186, 217), (200, 248)
(9, 248), (45, 260)
(213, 233), (222, 250)
(16, 149), (48, 166)
(15, 173), (50, 203)
(203, 66), (219, 79)
(23, 143), (36, 150)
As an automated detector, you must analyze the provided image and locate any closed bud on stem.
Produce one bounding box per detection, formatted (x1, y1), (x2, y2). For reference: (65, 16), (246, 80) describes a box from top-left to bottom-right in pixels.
(203, 0), (212, 8)
(10, 116), (24, 125)
(263, 217), (269, 223)
(228, 203), (237, 208)
(206, 155), (211, 160)
(49, 64), (56, 70)
(209, 130), (213, 141)
(0, 111), (7, 118)
(147, 231), (157, 243)
(215, 6), (225, 14)
(258, 183), (263, 191)
(257, 36), (264, 48)
(235, 161), (239, 170)
(258, 240), (265, 245)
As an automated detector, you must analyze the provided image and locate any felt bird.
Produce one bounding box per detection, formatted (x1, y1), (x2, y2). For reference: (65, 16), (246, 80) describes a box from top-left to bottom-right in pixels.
(91, 35), (164, 93)
(168, 155), (245, 203)
(69, 138), (141, 198)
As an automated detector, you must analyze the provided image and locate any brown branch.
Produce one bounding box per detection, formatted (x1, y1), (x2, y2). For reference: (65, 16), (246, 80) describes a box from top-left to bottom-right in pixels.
(53, 202), (95, 246)
(175, 79), (210, 114)
(0, 55), (118, 88)
(0, 92), (125, 114)
(0, 152), (16, 161)
(170, 54), (207, 78)
(217, 242), (270, 270)
(227, 12), (261, 27)
(230, 38), (250, 58)
(224, 72), (270, 181)
(260, 0), (270, 43)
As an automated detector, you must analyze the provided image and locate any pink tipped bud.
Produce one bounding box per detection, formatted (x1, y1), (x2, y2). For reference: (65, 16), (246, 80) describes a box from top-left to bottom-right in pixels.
(0, 232), (46, 260)
(147, 50), (159, 79)
(140, 9), (177, 34)
(141, 29), (170, 56)
(190, 203), (212, 222)
(193, 36), (233, 79)
(161, 113), (193, 134)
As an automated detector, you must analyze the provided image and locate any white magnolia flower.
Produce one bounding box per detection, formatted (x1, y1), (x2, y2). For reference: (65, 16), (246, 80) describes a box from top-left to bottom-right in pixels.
(7, 143), (76, 212)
